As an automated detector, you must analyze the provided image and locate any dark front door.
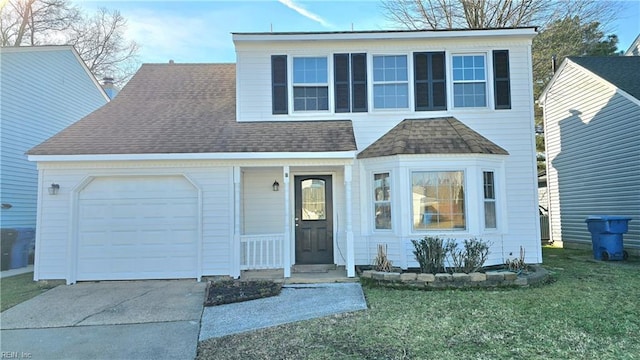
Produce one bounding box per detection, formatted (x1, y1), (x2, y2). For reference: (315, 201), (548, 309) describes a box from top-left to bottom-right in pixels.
(294, 175), (333, 264)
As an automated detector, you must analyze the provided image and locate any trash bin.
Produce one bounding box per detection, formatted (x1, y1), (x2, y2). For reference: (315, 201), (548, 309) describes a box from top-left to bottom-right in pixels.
(585, 216), (632, 261)
(1, 228), (18, 271)
(11, 228), (35, 269)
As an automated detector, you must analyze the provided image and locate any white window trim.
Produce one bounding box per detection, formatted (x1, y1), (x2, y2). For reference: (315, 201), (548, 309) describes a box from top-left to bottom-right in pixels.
(372, 171), (393, 232)
(370, 53), (412, 111)
(289, 54), (332, 114)
(450, 52), (489, 109)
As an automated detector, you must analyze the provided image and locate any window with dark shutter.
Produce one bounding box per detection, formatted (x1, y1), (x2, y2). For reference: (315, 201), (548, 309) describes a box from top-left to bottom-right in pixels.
(271, 55), (288, 114)
(414, 52), (446, 111)
(334, 54), (350, 113)
(351, 53), (367, 112)
(493, 50), (511, 109)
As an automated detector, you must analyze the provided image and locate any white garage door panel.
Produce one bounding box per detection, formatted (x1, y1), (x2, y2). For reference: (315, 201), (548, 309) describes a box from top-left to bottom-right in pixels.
(77, 176), (199, 281)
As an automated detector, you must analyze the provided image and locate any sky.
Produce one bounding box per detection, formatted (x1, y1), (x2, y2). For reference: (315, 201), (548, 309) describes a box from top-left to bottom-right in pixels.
(76, 0), (640, 65)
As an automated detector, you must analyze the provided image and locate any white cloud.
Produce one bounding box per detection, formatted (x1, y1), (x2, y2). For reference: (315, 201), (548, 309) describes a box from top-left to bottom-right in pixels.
(277, 0), (333, 28)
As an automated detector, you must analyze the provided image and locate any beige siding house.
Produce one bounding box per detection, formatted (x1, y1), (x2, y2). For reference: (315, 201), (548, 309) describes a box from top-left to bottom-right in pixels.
(540, 56), (640, 254)
(29, 28), (541, 284)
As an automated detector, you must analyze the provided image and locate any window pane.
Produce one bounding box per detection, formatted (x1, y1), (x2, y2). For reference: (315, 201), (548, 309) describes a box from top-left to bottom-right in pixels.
(412, 171), (465, 230)
(293, 57), (327, 84)
(453, 83), (486, 107)
(301, 179), (326, 220)
(293, 86), (329, 111)
(485, 202), (497, 228)
(375, 203), (391, 230)
(374, 84), (408, 109)
(374, 173), (390, 201)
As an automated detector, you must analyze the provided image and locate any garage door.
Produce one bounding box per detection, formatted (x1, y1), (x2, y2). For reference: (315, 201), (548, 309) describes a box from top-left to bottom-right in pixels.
(77, 176), (198, 280)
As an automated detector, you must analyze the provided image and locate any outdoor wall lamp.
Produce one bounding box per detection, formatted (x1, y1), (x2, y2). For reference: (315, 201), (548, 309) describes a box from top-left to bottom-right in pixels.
(272, 180), (280, 192)
(48, 183), (60, 195)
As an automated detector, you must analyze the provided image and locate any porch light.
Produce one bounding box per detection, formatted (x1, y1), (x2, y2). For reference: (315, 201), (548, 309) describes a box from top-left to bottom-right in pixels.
(272, 180), (280, 192)
(48, 183), (60, 195)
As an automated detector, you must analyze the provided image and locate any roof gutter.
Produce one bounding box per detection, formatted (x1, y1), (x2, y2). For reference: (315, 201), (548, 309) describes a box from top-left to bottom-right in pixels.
(28, 151), (358, 162)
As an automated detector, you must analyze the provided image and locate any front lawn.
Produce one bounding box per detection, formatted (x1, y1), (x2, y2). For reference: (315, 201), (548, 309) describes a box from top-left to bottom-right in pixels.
(0, 272), (62, 312)
(198, 247), (640, 359)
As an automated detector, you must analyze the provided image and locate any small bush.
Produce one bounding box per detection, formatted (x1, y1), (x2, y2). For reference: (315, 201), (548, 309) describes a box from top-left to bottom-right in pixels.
(412, 236), (492, 274)
(373, 244), (393, 272)
(411, 236), (451, 274)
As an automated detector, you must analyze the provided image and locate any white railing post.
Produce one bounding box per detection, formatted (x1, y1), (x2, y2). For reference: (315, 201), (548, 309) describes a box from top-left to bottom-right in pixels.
(283, 166), (291, 278)
(345, 165), (355, 277)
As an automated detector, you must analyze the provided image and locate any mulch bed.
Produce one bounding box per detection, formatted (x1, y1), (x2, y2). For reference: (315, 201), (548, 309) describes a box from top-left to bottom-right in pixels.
(203, 280), (282, 306)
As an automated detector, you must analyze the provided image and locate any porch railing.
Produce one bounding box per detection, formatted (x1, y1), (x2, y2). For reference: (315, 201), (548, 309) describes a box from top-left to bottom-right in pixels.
(240, 234), (284, 270)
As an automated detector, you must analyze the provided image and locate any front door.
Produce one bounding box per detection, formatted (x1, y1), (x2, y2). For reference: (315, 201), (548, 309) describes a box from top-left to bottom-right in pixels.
(294, 175), (333, 264)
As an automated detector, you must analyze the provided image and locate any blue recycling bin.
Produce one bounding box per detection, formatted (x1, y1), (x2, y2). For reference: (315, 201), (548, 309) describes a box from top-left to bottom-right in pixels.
(585, 216), (632, 261)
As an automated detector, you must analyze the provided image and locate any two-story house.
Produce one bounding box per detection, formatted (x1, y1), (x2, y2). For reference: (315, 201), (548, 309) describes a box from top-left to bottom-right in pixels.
(28, 28), (540, 284)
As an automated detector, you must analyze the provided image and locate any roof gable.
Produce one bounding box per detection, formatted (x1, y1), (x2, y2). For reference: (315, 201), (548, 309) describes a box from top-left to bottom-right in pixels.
(568, 56), (640, 100)
(357, 117), (508, 159)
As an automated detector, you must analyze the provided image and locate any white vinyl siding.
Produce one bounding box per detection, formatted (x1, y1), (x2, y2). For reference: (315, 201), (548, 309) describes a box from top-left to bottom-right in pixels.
(544, 61), (640, 252)
(33, 162), (234, 282)
(0, 47), (108, 228)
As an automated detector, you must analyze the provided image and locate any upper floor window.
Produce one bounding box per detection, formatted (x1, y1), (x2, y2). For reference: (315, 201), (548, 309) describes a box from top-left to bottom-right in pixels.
(373, 55), (408, 109)
(293, 57), (328, 111)
(374, 172), (391, 230)
(452, 55), (486, 108)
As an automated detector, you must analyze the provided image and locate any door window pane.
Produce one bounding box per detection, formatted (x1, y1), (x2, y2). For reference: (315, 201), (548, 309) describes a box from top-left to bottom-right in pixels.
(301, 179), (326, 220)
(412, 171), (465, 230)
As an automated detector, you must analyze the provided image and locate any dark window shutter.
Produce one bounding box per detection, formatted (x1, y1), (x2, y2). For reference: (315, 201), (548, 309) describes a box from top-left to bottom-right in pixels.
(334, 54), (350, 113)
(493, 50), (511, 109)
(414, 52), (446, 111)
(271, 55), (288, 114)
(431, 52), (446, 110)
(351, 53), (367, 112)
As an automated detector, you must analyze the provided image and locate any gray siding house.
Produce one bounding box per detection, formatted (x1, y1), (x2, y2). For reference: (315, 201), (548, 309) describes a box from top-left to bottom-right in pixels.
(540, 56), (640, 253)
(0, 46), (109, 229)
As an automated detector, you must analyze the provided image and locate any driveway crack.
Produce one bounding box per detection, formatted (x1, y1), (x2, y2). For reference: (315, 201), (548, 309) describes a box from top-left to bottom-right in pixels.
(72, 288), (156, 326)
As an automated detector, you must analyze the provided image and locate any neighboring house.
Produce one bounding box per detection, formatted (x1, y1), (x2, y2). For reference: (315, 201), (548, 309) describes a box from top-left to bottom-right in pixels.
(540, 56), (640, 254)
(1, 46), (109, 230)
(624, 34), (640, 56)
(27, 28), (541, 284)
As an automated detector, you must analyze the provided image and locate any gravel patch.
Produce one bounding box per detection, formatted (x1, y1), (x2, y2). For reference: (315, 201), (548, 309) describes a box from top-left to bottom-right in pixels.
(199, 283), (367, 340)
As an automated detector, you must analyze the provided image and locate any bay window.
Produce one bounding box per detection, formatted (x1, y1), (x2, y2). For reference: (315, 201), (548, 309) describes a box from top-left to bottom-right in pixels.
(483, 171), (497, 229)
(373, 173), (391, 230)
(412, 171), (465, 230)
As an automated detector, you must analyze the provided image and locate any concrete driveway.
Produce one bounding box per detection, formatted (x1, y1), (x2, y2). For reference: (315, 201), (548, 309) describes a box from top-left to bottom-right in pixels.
(0, 280), (206, 360)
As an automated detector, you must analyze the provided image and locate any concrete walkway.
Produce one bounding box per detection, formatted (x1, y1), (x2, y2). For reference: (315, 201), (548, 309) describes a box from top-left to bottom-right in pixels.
(0, 265), (33, 279)
(1, 278), (367, 359)
(199, 282), (367, 340)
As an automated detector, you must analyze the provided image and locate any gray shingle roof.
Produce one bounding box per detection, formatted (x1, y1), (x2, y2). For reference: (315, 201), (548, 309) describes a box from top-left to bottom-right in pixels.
(357, 117), (508, 159)
(569, 56), (640, 100)
(28, 63), (356, 155)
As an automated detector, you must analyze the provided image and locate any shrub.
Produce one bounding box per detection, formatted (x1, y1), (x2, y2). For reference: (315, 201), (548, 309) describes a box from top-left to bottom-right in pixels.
(413, 236), (492, 274)
(449, 237), (492, 274)
(411, 236), (451, 274)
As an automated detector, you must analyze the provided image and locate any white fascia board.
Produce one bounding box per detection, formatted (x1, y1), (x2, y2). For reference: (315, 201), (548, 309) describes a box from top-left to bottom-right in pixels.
(28, 151), (358, 162)
(232, 28), (537, 43)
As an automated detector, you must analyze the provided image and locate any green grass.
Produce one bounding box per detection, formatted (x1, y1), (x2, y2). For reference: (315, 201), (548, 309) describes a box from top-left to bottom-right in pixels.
(0, 272), (62, 312)
(197, 247), (640, 360)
